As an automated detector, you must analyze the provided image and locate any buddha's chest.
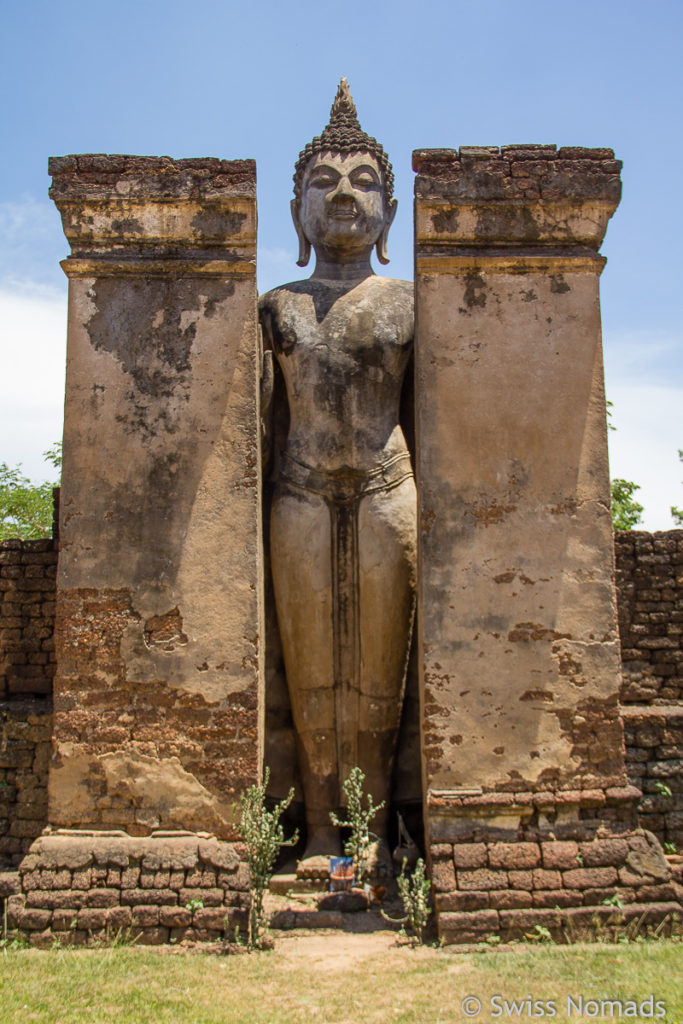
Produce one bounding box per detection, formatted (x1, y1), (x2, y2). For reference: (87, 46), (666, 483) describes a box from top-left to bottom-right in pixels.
(272, 292), (412, 384)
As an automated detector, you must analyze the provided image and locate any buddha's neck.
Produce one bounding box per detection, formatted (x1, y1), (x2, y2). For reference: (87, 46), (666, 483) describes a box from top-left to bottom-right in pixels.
(310, 252), (375, 285)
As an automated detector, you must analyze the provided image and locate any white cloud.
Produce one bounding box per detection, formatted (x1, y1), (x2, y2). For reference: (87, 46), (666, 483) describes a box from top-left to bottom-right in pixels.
(0, 284), (67, 481)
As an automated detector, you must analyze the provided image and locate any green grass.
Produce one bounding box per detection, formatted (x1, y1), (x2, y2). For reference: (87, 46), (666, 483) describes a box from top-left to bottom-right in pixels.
(0, 936), (680, 1024)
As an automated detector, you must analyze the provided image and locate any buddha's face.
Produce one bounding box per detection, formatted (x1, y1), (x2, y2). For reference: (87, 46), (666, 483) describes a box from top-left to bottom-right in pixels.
(298, 151), (390, 257)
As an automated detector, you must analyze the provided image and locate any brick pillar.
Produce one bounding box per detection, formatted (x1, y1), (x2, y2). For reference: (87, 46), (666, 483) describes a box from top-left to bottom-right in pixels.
(48, 156), (262, 838)
(414, 147), (679, 942)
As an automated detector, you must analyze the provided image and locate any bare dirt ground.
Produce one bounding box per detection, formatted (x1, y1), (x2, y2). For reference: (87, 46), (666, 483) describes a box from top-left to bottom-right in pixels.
(274, 929), (410, 970)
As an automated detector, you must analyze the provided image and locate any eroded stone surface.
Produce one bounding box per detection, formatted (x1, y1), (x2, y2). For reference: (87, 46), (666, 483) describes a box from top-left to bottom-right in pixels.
(414, 147), (625, 800)
(49, 156), (261, 837)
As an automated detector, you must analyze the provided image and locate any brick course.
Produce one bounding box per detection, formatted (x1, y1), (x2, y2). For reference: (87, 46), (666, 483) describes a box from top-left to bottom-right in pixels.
(4, 834), (249, 947)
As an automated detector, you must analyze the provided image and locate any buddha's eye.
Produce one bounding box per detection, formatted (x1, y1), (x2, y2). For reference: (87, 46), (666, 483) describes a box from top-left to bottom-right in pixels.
(351, 172), (379, 189)
(309, 172), (339, 189)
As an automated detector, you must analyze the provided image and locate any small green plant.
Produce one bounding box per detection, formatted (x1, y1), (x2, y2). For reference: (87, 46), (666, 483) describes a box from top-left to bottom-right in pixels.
(575, 851), (584, 866)
(664, 842), (677, 855)
(0, 934), (29, 952)
(526, 924), (553, 943)
(329, 766), (385, 885)
(185, 898), (204, 913)
(381, 857), (432, 946)
(240, 766), (298, 949)
(654, 781), (672, 798)
(602, 893), (624, 909)
(90, 925), (142, 949)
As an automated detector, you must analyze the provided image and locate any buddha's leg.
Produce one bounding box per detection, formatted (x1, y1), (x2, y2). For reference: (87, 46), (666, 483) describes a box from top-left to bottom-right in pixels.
(269, 485), (340, 860)
(356, 475), (417, 840)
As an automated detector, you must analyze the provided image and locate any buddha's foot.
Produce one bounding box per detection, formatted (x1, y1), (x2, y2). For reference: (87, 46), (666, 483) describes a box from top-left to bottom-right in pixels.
(296, 854), (332, 880)
(365, 839), (394, 880)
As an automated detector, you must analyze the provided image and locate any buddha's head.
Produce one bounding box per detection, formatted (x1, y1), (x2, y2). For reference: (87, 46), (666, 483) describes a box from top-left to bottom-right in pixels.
(292, 79), (397, 268)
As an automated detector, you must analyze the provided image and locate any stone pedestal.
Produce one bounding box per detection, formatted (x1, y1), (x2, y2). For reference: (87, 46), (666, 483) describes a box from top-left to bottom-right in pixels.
(414, 146), (679, 942)
(48, 156), (262, 839)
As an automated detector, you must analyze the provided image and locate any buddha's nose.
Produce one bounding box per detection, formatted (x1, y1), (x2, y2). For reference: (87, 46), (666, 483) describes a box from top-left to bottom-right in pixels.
(330, 176), (355, 201)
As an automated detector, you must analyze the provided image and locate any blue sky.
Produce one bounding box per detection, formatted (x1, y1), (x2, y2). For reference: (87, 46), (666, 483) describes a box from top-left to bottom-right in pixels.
(1, 0), (681, 527)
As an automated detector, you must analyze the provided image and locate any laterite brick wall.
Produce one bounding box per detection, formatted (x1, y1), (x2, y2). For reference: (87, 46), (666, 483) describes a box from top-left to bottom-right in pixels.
(0, 538), (57, 867)
(615, 530), (682, 704)
(0, 531), (681, 868)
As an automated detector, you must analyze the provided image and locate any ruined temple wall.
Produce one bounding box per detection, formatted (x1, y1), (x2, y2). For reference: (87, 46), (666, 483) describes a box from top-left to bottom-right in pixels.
(0, 539), (57, 699)
(622, 707), (683, 848)
(3, 834), (249, 947)
(614, 530), (683, 849)
(0, 702), (52, 867)
(0, 539), (57, 866)
(1, 484), (682, 866)
(616, 530), (683, 704)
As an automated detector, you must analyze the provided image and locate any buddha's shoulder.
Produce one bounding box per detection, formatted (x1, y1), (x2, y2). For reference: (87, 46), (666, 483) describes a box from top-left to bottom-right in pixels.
(366, 276), (413, 305)
(259, 279), (314, 304)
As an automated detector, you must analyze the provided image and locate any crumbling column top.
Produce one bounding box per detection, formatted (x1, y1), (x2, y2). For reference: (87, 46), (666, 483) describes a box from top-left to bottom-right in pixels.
(413, 145), (622, 253)
(49, 154), (256, 201)
(48, 154), (257, 274)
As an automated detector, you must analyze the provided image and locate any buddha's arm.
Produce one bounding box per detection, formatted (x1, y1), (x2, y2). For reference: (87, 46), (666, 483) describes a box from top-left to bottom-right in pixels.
(258, 302), (275, 475)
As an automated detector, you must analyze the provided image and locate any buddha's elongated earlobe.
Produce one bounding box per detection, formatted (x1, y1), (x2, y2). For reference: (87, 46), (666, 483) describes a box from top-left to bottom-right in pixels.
(291, 200), (311, 268)
(375, 197), (398, 266)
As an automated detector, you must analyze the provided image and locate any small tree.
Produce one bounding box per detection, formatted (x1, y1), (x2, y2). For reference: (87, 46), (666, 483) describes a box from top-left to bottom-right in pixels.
(0, 444), (62, 541)
(611, 478), (644, 531)
(382, 857), (432, 946)
(239, 768), (298, 949)
(329, 766), (385, 885)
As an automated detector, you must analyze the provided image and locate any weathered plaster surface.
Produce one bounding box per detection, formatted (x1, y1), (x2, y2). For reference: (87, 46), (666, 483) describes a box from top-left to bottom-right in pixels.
(414, 147), (624, 801)
(49, 156), (261, 837)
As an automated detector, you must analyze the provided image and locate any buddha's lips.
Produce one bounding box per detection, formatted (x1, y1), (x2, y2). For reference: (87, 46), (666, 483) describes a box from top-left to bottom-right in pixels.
(328, 210), (357, 221)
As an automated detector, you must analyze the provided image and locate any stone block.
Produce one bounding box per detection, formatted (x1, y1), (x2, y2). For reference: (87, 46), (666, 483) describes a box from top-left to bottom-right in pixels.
(508, 870), (533, 890)
(451, 843), (487, 869)
(430, 859), (456, 892)
(193, 907), (230, 930)
(26, 890), (84, 910)
(562, 867), (618, 889)
(532, 868), (562, 890)
(488, 842), (540, 870)
(541, 841), (579, 870)
(434, 891), (489, 911)
(457, 869), (508, 891)
(77, 907), (112, 930)
(52, 909), (79, 931)
(18, 907), (52, 930)
(134, 927), (170, 945)
(439, 909), (499, 937)
(131, 905), (161, 927)
(198, 839), (240, 871)
(489, 890), (532, 909)
(121, 887), (178, 906)
(85, 888), (120, 908)
(179, 887), (224, 907)
(532, 889), (582, 908)
(159, 906), (192, 928)
(0, 871), (20, 897)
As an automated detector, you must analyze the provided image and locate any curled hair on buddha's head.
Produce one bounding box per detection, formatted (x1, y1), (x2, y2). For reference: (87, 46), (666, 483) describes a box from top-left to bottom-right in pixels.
(293, 78), (395, 210)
